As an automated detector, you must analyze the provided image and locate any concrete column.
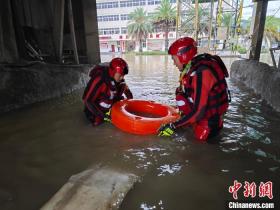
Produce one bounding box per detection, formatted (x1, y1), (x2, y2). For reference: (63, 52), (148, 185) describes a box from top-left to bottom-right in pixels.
(10, 0), (27, 60)
(0, 6), (4, 61)
(67, 0), (79, 64)
(0, 0), (19, 63)
(53, 0), (65, 63)
(194, 0), (199, 42)
(81, 0), (100, 64)
(249, 0), (268, 61)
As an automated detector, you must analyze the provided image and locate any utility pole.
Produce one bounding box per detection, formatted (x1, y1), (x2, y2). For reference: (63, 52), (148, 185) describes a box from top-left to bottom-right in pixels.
(249, 0), (268, 60)
(232, 0), (239, 39)
(194, 0), (199, 42)
(214, 0), (223, 52)
(67, 0), (79, 64)
(208, 0), (215, 50)
(176, 0), (181, 39)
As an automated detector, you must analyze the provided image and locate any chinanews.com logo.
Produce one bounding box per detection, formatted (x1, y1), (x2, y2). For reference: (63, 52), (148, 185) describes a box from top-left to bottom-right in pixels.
(227, 180), (275, 209)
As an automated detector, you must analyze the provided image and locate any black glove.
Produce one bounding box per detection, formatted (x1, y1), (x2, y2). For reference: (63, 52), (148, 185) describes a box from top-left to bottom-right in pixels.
(158, 123), (176, 137)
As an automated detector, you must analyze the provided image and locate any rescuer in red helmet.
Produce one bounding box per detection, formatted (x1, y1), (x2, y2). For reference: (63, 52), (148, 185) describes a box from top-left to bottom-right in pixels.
(83, 57), (133, 126)
(158, 37), (230, 141)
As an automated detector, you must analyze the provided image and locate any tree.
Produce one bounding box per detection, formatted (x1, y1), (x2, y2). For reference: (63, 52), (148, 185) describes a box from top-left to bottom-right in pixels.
(243, 16), (280, 48)
(153, 0), (176, 51)
(127, 8), (153, 52)
(264, 16), (280, 46)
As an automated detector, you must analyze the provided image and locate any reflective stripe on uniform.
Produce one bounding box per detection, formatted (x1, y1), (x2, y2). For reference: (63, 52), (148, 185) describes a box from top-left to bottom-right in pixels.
(188, 97), (194, 103)
(176, 100), (186, 106)
(99, 102), (111, 109)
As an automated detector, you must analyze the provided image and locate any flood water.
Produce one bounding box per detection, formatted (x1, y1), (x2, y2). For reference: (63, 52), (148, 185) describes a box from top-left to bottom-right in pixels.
(0, 54), (279, 210)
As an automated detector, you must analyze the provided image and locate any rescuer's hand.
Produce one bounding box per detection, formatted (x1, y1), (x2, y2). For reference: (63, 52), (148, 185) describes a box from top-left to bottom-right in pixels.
(158, 123), (176, 137)
(103, 109), (111, 123)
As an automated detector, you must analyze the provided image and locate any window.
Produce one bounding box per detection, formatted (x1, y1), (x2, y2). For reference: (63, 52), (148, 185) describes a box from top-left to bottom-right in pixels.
(120, 0), (146, 7)
(97, 15), (119, 22)
(120, 14), (131, 21)
(148, 0), (175, 5)
(147, 0), (161, 5)
(142, 41), (146, 48)
(121, 27), (128, 34)
(97, 2), (118, 9)
(99, 28), (120, 35)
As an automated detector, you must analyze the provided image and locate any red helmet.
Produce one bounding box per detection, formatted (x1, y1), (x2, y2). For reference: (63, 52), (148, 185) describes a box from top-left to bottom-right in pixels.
(109, 58), (128, 77)
(168, 37), (197, 64)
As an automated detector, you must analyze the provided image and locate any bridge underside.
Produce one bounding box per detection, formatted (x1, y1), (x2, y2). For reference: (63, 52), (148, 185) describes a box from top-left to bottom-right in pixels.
(0, 0), (100, 64)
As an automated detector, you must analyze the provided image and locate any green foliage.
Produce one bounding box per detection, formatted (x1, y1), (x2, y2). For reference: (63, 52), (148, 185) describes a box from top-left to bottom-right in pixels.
(222, 13), (232, 28)
(232, 45), (247, 54)
(265, 16), (280, 42)
(243, 16), (280, 43)
(153, 0), (176, 51)
(153, 0), (176, 23)
(127, 8), (153, 52)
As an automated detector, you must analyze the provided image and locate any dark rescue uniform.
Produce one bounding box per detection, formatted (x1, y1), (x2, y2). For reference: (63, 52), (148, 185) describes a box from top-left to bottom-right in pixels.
(174, 54), (230, 140)
(83, 63), (133, 125)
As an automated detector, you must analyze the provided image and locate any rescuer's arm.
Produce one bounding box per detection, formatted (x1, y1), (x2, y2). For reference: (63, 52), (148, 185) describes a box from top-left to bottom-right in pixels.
(173, 69), (216, 128)
(83, 78), (107, 119)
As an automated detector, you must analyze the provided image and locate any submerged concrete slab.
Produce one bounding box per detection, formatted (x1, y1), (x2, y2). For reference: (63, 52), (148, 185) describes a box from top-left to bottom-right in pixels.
(231, 59), (280, 112)
(40, 166), (139, 210)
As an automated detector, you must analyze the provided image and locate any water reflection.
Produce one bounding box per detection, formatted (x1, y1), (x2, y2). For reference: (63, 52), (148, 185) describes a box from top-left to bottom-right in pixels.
(157, 163), (183, 176)
(0, 54), (280, 210)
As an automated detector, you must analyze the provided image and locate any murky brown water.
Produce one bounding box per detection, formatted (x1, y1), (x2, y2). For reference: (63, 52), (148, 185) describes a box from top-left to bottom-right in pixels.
(0, 54), (279, 210)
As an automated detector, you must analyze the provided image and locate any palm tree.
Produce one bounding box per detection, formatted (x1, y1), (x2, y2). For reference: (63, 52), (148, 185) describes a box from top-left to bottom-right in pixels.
(153, 0), (176, 51)
(127, 8), (153, 52)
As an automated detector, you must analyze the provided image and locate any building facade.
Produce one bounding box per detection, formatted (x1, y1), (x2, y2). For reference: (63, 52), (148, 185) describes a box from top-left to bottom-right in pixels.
(97, 0), (177, 52)
(96, 0), (233, 53)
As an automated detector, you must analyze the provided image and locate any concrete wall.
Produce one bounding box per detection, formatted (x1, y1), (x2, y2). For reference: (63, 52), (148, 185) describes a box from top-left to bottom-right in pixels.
(0, 63), (91, 113)
(230, 60), (280, 112)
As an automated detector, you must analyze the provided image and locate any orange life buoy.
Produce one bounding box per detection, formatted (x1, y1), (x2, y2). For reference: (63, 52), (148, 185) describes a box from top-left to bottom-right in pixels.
(111, 99), (180, 135)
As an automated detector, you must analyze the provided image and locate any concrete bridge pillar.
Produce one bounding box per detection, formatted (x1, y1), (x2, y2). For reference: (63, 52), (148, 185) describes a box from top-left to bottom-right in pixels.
(249, 0), (268, 61)
(0, 0), (19, 63)
(81, 0), (101, 64)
